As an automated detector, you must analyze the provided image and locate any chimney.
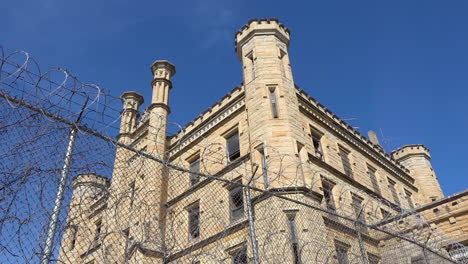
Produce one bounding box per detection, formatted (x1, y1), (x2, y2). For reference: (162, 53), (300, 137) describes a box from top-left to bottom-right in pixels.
(367, 130), (382, 149)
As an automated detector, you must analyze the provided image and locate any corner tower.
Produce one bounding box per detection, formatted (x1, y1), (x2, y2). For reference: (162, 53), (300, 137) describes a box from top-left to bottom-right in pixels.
(235, 19), (305, 187)
(392, 144), (444, 205)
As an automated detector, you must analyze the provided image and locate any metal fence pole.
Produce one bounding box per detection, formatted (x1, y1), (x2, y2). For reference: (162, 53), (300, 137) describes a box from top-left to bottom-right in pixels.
(355, 206), (369, 264)
(40, 99), (88, 264)
(244, 183), (260, 264)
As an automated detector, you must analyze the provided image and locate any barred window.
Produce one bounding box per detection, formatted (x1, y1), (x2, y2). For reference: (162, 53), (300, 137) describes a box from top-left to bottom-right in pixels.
(388, 178), (400, 206)
(311, 127), (324, 161)
(338, 146), (352, 177)
(226, 131), (240, 162)
(189, 157), (200, 186)
(286, 211), (301, 264)
(231, 246), (247, 264)
(229, 186), (244, 222)
(405, 190), (414, 209)
(335, 241), (350, 264)
(322, 180), (336, 212)
(188, 203), (200, 241)
(367, 165), (380, 195)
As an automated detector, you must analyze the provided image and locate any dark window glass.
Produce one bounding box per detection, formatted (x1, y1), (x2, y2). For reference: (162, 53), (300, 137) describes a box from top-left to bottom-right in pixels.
(339, 147), (352, 177)
(189, 158), (200, 185)
(287, 213), (301, 264)
(368, 253), (380, 264)
(188, 204), (200, 240)
(367, 166), (380, 195)
(388, 179), (400, 206)
(311, 132), (324, 161)
(227, 132), (240, 162)
(129, 180), (136, 208)
(322, 182), (336, 212)
(259, 148), (268, 188)
(352, 194), (367, 232)
(232, 246), (248, 264)
(405, 190), (414, 209)
(70, 225), (78, 250)
(94, 219), (102, 245)
(230, 187), (244, 222)
(269, 89), (279, 118)
(335, 244), (349, 264)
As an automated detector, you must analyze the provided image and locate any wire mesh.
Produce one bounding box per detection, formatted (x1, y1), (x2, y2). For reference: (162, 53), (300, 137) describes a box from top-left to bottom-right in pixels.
(0, 46), (467, 264)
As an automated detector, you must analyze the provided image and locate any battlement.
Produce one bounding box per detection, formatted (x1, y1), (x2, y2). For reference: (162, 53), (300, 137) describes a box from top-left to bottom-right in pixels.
(391, 144), (431, 161)
(235, 18), (291, 59)
(72, 173), (110, 190)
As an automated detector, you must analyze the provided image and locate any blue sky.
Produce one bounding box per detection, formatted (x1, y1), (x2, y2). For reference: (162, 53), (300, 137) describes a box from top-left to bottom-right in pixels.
(2, 0), (467, 196)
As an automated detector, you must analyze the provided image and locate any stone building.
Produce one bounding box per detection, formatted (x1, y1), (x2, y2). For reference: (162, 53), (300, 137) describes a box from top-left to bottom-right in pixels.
(58, 19), (467, 264)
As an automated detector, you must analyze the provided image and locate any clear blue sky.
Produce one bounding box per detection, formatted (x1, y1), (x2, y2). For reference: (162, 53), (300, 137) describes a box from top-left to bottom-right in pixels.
(2, 0), (467, 196)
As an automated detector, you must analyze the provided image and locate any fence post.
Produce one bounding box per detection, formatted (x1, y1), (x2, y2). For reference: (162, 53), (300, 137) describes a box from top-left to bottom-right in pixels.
(40, 98), (88, 264)
(244, 182), (260, 264)
(355, 205), (369, 264)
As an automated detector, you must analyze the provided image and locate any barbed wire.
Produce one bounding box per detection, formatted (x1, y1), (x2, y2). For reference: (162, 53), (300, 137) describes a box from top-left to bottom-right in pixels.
(0, 46), (466, 264)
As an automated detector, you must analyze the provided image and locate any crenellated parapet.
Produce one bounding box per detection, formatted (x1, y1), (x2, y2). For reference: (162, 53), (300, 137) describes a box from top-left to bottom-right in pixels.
(391, 144), (431, 161)
(235, 18), (291, 60)
(391, 144), (444, 204)
(72, 173), (110, 200)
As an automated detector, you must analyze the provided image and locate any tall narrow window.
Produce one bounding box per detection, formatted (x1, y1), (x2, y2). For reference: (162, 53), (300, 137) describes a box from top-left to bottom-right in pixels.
(229, 186), (244, 222)
(322, 179), (336, 212)
(93, 219), (102, 245)
(338, 146), (352, 177)
(188, 203), (200, 241)
(129, 180), (136, 209)
(311, 127), (324, 161)
(123, 228), (130, 258)
(246, 52), (255, 81)
(258, 147), (269, 188)
(269, 87), (279, 118)
(388, 178), (400, 206)
(231, 246), (248, 264)
(286, 211), (301, 264)
(405, 190), (414, 209)
(335, 241), (350, 264)
(189, 157), (201, 186)
(367, 165), (380, 195)
(69, 225), (78, 250)
(226, 131), (240, 162)
(351, 194), (366, 224)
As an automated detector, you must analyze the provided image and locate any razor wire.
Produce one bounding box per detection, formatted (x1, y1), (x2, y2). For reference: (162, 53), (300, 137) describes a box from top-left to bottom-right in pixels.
(0, 46), (467, 264)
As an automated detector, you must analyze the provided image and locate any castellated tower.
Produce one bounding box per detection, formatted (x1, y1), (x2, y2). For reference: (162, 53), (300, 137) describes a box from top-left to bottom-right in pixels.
(235, 19), (308, 188)
(58, 173), (110, 261)
(392, 144), (444, 206)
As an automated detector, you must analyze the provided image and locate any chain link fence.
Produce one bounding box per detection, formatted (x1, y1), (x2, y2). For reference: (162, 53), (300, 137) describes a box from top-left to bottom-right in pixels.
(0, 47), (467, 264)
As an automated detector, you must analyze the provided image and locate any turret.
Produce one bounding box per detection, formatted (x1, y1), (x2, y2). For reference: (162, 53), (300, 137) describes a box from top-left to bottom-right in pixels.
(148, 60), (176, 154)
(119, 91), (144, 137)
(392, 144), (444, 205)
(235, 19), (310, 190)
(71, 173), (110, 205)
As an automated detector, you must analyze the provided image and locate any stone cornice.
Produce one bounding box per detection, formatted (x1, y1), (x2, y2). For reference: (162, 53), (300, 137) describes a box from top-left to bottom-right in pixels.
(167, 97), (245, 158)
(296, 87), (415, 185)
(168, 86), (244, 145)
